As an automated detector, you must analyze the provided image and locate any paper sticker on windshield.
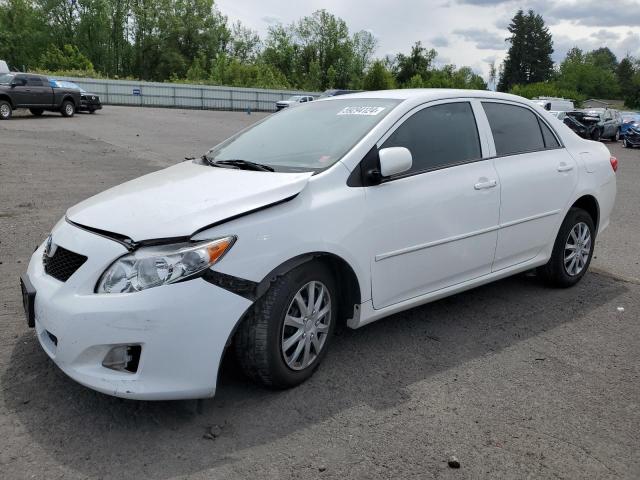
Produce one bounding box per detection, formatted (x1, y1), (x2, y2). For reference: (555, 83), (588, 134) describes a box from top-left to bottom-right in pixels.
(337, 106), (386, 116)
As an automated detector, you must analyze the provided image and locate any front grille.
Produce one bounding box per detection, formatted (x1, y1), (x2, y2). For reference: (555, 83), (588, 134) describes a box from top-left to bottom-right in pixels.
(43, 246), (87, 282)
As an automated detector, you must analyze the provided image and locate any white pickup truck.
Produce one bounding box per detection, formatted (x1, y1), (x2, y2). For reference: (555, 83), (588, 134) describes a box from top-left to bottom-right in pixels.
(0, 60), (9, 74)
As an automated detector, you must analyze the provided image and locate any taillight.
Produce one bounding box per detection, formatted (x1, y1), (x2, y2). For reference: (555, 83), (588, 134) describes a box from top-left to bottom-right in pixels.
(610, 156), (618, 172)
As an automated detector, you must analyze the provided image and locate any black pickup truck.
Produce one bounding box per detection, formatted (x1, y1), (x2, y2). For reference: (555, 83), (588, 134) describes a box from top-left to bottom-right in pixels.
(0, 73), (82, 120)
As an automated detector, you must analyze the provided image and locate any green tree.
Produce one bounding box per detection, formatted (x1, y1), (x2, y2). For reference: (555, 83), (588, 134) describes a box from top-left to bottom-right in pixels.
(363, 60), (395, 90)
(394, 41), (437, 85)
(498, 9), (554, 91)
(556, 47), (620, 98)
(39, 44), (94, 71)
(0, 0), (48, 70)
(586, 47), (618, 72)
(617, 56), (636, 99)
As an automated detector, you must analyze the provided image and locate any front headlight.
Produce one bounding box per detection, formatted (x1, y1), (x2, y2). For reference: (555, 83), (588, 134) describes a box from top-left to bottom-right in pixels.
(96, 237), (235, 293)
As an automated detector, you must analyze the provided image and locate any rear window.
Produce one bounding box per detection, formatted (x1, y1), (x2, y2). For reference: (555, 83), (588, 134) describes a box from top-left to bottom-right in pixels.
(482, 102), (545, 156)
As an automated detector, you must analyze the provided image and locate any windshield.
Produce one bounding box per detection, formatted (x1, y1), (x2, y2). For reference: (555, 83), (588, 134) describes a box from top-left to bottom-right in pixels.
(206, 98), (400, 172)
(287, 95), (303, 101)
(0, 73), (15, 84)
(51, 80), (83, 91)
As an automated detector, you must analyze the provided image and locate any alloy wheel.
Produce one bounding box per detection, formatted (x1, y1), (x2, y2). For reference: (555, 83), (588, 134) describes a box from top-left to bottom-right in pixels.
(0, 103), (10, 118)
(65, 104), (74, 116)
(281, 280), (331, 371)
(564, 222), (591, 276)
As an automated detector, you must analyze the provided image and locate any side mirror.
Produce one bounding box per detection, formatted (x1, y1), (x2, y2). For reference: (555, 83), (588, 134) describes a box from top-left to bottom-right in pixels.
(378, 147), (412, 177)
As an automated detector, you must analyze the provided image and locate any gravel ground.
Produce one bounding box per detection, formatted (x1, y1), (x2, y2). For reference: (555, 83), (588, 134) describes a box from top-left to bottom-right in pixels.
(1, 106), (639, 480)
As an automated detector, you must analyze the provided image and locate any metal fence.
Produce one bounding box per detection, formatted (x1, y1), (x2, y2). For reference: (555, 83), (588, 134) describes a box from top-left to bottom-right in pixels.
(55, 76), (320, 112)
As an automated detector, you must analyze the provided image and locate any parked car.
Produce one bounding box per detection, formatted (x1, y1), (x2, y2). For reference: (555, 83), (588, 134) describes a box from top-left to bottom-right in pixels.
(21, 89), (617, 400)
(0, 73), (81, 119)
(562, 113), (594, 139)
(50, 80), (102, 113)
(534, 97), (574, 112)
(582, 108), (622, 141)
(319, 89), (363, 98)
(275, 95), (314, 111)
(620, 111), (640, 138)
(0, 60), (9, 74)
(622, 122), (640, 148)
(563, 110), (620, 141)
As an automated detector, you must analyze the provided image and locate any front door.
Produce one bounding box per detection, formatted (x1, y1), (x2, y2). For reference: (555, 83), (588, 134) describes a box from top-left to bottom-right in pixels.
(365, 100), (501, 309)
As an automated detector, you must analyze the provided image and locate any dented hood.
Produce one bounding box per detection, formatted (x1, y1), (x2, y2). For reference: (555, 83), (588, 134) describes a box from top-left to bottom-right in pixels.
(67, 161), (312, 241)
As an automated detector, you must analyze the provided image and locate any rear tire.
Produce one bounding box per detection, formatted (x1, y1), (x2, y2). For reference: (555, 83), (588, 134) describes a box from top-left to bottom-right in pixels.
(234, 261), (337, 389)
(0, 100), (12, 120)
(613, 129), (620, 142)
(537, 208), (595, 288)
(60, 100), (75, 117)
(29, 108), (44, 116)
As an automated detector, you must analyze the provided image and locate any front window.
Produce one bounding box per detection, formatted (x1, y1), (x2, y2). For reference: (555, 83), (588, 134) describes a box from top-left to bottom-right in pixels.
(205, 98), (400, 172)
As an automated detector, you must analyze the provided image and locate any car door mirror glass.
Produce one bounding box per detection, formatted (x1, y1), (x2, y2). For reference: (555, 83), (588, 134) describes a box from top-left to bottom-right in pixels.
(379, 147), (413, 177)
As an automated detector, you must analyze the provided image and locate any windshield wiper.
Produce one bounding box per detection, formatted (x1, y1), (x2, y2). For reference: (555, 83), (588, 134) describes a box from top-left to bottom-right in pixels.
(206, 158), (274, 172)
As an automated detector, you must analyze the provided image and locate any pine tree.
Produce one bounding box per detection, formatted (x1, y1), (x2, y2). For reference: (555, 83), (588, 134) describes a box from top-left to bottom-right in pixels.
(498, 9), (554, 91)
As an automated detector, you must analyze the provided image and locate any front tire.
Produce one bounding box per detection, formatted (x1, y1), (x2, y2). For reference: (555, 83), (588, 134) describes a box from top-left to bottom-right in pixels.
(235, 261), (337, 389)
(591, 128), (601, 141)
(538, 208), (595, 288)
(613, 129), (620, 142)
(60, 100), (75, 117)
(0, 100), (12, 120)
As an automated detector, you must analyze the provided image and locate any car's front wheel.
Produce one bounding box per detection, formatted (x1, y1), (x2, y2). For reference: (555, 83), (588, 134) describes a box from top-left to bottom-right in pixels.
(623, 138), (631, 148)
(613, 129), (620, 142)
(60, 100), (75, 117)
(235, 261), (336, 388)
(538, 208), (595, 288)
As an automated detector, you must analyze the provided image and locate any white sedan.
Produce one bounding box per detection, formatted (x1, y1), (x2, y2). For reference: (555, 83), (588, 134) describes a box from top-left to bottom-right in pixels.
(21, 89), (617, 400)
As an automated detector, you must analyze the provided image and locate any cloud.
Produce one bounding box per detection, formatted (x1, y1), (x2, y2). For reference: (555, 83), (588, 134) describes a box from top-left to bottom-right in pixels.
(545, 0), (640, 27)
(431, 35), (449, 47)
(456, 0), (512, 4)
(590, 29), (620, 42)
(453, 28), (506, 50)
(261, 14), (282, 26)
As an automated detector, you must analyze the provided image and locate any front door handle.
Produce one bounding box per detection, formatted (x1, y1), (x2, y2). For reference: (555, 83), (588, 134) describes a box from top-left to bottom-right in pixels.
(557, 163), (574, 172)
(474, 179), (497, 190)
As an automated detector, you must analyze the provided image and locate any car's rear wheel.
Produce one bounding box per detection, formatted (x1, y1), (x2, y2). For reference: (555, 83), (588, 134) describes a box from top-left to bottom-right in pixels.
(235, 261), (336, 388)
(538, 208), (595, 288)
(613, 129), (620, 142)
(60, 100), (75, 117)
(29, 108), (44, 116)
(0, 100), (12, 120)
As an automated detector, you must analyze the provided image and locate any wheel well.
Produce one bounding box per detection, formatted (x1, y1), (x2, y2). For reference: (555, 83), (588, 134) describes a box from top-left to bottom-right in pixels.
(0, 94), (13, 108)
(257, 252), (362, 328)
(63, 96), (75, 106)
(571, 195), (599, 231)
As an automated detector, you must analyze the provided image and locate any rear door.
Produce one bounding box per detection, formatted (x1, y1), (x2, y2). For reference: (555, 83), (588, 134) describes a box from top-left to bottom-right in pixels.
(365, 100), (501, 309)
(480, 101), (578, 271)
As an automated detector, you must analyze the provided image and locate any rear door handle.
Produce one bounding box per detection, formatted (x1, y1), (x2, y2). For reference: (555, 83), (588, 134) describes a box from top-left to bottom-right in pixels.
(474, 179), (497, 190)
(557, 163), (574, 172)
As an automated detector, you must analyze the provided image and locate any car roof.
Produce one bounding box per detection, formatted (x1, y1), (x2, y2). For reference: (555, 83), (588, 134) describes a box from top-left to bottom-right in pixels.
(320, 88), (531, 104)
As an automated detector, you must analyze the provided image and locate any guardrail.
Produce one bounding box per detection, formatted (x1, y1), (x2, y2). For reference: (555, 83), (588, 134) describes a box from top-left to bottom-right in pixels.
(54, 76), (320, 112)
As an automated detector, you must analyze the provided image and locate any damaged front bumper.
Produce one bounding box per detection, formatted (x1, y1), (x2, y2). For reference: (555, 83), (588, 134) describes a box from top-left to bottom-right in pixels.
(25, 220), (252, 400)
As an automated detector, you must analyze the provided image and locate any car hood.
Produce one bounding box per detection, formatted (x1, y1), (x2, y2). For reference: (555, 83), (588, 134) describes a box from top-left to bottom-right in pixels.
(66, 161), (313, 241)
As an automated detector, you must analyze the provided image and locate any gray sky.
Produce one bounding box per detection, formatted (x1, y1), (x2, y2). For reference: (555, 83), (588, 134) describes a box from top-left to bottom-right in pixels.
(216, 0), (640, 79)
